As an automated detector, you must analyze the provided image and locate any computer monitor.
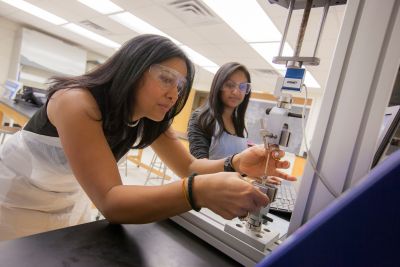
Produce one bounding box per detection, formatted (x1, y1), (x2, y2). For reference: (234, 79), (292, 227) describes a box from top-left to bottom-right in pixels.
(1, 79), (22, 100)
(371, 105), (400, 168)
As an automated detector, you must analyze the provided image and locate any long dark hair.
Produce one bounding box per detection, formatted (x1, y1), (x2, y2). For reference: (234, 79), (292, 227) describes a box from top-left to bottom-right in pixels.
(48, 34), (195, 159)
(197, 62), (251, 138)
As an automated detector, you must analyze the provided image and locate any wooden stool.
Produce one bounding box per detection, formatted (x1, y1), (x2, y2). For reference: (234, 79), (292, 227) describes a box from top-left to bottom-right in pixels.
(0, 125), (21, 144)
(144, 152), (168, 185)
(125, 149), (143, 177)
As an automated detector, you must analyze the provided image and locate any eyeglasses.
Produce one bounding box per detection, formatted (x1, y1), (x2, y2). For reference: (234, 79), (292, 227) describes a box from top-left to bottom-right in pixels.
(223, 80), (251, 95)
(149, 64), (187, 96)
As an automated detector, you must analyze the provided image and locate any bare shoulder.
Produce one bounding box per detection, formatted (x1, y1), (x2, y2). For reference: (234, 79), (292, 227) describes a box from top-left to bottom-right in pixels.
(47, 88), (101, 124)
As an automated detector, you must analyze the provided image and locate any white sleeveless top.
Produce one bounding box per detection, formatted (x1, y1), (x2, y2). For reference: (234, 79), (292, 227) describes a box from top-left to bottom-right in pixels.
(0, 130), (91, 240)
(209, 123), (248, 160)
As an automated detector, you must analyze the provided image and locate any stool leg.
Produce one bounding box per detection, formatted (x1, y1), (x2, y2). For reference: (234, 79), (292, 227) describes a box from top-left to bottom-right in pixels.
(1, 133), (6, 144)
(144, 153), (158, 185)
(125, 154), (128, 177)
(136, 149), (143, 168)
(161, 164), (167, 185)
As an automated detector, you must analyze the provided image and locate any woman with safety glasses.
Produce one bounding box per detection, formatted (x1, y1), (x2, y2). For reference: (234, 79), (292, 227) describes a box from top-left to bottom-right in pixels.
(188, 62), (253, 161)
(188, 63), (297, 185)
(0, 35), (294, 241)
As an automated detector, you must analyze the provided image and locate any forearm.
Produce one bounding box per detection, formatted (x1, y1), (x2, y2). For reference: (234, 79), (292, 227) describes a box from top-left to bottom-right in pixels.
(188, 151), (243, 175)
(188, 158), (224, 174)
(101, 182), (190, 224)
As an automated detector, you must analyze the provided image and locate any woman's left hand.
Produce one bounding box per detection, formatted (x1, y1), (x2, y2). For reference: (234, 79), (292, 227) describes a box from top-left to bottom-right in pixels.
(234, 144), (297, 181)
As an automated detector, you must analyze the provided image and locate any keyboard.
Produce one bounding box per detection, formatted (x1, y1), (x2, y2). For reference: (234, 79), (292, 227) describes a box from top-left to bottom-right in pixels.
(270, 181), (297, 215)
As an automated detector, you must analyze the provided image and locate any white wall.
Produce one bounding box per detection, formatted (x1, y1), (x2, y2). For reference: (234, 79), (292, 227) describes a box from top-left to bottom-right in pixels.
(20, 28), (87, 76)
(0, 17), (111, 95)
(0, 17), (19, 95)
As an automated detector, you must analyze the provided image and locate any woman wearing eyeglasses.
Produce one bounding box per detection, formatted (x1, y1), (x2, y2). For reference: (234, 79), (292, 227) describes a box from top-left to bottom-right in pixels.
(188, 63), (297, 185)
(0, 35), (293, 240)
(188, 62), (252, 161)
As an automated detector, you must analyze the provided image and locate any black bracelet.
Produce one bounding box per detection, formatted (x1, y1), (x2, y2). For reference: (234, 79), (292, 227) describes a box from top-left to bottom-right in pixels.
(187, 173), (201, 212)
(224, 153), (237, 172)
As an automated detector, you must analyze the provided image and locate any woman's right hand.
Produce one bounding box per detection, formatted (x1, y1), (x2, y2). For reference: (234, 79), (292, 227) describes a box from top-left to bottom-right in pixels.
(193, 172), (269, 220)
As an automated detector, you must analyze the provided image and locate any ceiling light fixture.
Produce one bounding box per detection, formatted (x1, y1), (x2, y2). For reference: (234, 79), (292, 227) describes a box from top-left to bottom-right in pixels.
(1, 0), (67, 25)
(110, 12), (219, 73)
(77, 0), (123, 15)
(201, 0), (281, 42)
(180, 46), (219, 73)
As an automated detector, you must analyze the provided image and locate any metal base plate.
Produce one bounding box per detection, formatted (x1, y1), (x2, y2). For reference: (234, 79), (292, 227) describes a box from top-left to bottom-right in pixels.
(224, 219), (279, 252)
(171, 210), (289, 266)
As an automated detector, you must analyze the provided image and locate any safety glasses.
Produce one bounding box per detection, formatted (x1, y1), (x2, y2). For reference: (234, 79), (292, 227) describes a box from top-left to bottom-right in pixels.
(223, 80), (251, 95)
(149, 64), (187, 96)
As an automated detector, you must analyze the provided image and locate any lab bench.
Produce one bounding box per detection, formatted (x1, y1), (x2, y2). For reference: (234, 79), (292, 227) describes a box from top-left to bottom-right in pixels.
(0, 219), (242, 267)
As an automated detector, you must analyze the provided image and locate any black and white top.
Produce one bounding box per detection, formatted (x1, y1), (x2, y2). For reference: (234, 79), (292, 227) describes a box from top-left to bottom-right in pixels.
(24, 88), (137, 161)
(0, 88), (136, 240)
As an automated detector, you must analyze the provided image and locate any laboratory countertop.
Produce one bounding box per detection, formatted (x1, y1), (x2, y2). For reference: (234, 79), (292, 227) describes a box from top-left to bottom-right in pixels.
(0, 219), (242, 267)
(0, 97), (39, 119)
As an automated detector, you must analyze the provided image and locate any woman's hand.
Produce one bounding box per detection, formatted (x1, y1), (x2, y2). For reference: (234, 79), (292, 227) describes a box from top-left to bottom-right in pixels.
(234, 145), (297, 181)
(194, 172), (269, 220)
